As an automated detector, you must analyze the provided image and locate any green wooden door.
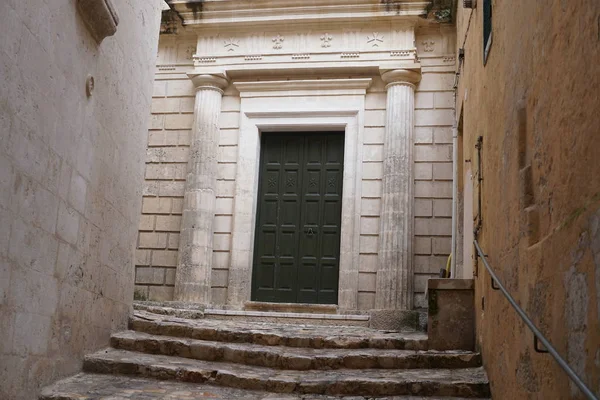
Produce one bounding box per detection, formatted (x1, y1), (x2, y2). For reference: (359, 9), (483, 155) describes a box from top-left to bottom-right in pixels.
(251, 132), (344, 304)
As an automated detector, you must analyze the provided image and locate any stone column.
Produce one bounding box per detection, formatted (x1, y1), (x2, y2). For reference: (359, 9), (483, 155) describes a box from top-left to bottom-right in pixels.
(174, 74), (228, 303)
(376, 69), (421, 310)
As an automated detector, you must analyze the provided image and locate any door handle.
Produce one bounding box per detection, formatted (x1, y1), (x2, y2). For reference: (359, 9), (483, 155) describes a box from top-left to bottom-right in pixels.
(305, 227), (317, 236)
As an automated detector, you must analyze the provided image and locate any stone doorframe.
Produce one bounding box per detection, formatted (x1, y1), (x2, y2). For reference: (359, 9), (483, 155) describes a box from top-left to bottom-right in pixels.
(226, 78), (371, 310)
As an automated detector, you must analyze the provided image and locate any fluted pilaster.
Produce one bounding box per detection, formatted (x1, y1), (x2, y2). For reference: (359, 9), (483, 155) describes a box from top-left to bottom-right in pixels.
(174, 74), (229, 303)
(376, 69), (421, 310)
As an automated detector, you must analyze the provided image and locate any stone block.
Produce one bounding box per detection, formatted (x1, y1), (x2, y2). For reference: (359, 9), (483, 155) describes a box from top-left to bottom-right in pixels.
(213, 233), (231, 251)
(359, 235), (378, 253)
(415, 199), (433, 217)
(135, 249), (150, 266)
(211, 269), (229, 287)
(369, 309), (422, 331)
(361, 198), (381, 216)
(415, 92), (434, 109)
(219, 112), (240, 129)
(432, 237), (452, 255)
(433, 127), (453, 144)
(159, 181), (185, 197)
(414, 163), (433, 180)
(142, 197), (172, 214)
(362, 162), (383, 180)
(165, 114), (194, 130)
(136, 267), (165, 285)
(362, 180), (382, 197)
(167, 233), (179, 249)
(12, 312), (51, 355)
(138, 215), (155, 231)
(428, 279), (475, 351)
(365, 93), (386, 110)
(417, 73), (454, 91)
(414, 127), (433, 144)
(138, 232), (167, 249)
(145, 164), (186, 180)
(215, 197), (234, 215)
(153, 81), (167, 97)
(360, 217), (380, 235)
(415, 237), (432, 255)
(433, 199), (453, 217)
(415, 255), (448, 274)
(152, 250), (178, 267)
(211, 287), (228, 304)
(149, 115), (164, 130)
(217, 163), (237, 180)
(364, 127), (384, 144)
(155, 215), (182, 232)
(415, 145), (452, 162)
(434, 92), (454, 109)
(358, 254), (378, 273)
(213, 215), (232, 233)
(68, 170), (87, 214)
(358, 272), (376, 292)
(415, 218), (452, 236)
(213, 251), (231, 268)
(171, 198), (184, 214)
(357, 292), (375, 310)
(218, 146), (238, 163)
(415, 109), (454, 127)
(151, 97), (180, 114)
(146, 148), (189, 163)
(149, 285), (175, 301)
(166, 80), (195, 97)
(221, 96), (241, 112)
(219, 129), (239, 146)
(415, 181), (452, 198)
(362, 144), (384, 162)
(433, 163), (453, 180)
(179, 97), (195, 113)
(365, 110), (386, 127)
(217, 180), (235, 197)
(164, 268), (176, 285)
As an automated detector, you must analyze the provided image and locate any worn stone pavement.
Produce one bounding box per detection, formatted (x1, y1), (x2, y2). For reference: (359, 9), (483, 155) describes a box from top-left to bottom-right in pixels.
(40, 373), (489, 400)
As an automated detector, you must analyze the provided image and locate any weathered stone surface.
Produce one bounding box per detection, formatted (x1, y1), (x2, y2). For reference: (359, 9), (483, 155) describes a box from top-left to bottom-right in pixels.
(110, 330), (481, 370)
(83, 349), (490, 397)
(130, 311), (428, 350)
(133, 303), (205, 319)
(41, 373), (491, 400)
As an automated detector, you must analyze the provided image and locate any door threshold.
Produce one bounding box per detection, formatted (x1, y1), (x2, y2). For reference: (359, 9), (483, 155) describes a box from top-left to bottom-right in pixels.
(244, 301), (338, 314)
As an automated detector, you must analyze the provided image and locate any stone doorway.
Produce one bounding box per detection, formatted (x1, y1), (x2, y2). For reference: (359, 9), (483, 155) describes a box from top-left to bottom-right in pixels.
(252, 132), (344, 304)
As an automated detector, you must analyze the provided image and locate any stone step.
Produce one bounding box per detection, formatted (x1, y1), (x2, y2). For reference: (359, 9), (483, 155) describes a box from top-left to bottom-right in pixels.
(244, 301), (338, 314)
(204, 308), (370, 327)
(40, 372), (492, 400)
(131, 311), (428, 350)
(111, 330), (481, 370)
(83, 349), (490, 398)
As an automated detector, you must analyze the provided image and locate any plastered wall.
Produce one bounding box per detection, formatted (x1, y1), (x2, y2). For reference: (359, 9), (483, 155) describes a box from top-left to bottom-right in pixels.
(0, 1), (161, 398)
(136, 25), (456, 310)
(456, 1), (600, 398)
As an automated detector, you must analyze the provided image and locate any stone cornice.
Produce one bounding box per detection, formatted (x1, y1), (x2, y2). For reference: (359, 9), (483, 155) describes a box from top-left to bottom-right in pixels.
(233, 78), (373, 93)
(168, 0), (431, 28)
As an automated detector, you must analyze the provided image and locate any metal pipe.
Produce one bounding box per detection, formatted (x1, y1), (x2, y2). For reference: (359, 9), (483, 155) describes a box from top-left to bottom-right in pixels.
(473, 239), (599, 400)
(450, 122), (458, 278)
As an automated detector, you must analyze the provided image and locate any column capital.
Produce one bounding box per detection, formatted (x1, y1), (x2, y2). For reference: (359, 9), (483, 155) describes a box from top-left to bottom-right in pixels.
(380, 69), (421, 90)
(187, 73), (229, 93)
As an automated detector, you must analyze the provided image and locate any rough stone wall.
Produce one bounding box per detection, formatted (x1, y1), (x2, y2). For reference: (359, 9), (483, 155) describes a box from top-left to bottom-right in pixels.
(456, 1), (600, 398)
(0, 1), (162, 399)
(138, 27), (456, 310)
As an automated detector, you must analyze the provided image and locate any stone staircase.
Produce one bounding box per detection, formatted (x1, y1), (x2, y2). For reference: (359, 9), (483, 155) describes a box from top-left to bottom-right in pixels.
(40, 310), (491, 399)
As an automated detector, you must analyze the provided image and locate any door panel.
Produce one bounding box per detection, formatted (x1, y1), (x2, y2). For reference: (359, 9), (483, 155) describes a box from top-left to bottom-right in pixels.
(252, 132), (344, 304)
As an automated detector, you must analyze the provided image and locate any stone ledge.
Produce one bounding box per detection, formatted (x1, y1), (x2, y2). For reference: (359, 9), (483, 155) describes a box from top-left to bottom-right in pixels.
(428, 278), (474, 290)
(205, 309), (369, 321)
(77, 0), (119, 43)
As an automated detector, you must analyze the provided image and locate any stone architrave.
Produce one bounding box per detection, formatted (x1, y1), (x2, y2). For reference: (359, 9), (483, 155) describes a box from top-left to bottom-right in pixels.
(376, 69), (421, 310)
(174, 73), (229, 304)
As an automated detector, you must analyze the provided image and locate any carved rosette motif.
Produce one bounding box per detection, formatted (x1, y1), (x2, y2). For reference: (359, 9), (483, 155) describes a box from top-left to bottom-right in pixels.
(320, 33), (333, 48)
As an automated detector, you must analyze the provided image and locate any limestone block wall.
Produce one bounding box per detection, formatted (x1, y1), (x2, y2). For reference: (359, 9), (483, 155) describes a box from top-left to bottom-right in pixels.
(0, 1), (162, 399)
(137, 27), (456, 310)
